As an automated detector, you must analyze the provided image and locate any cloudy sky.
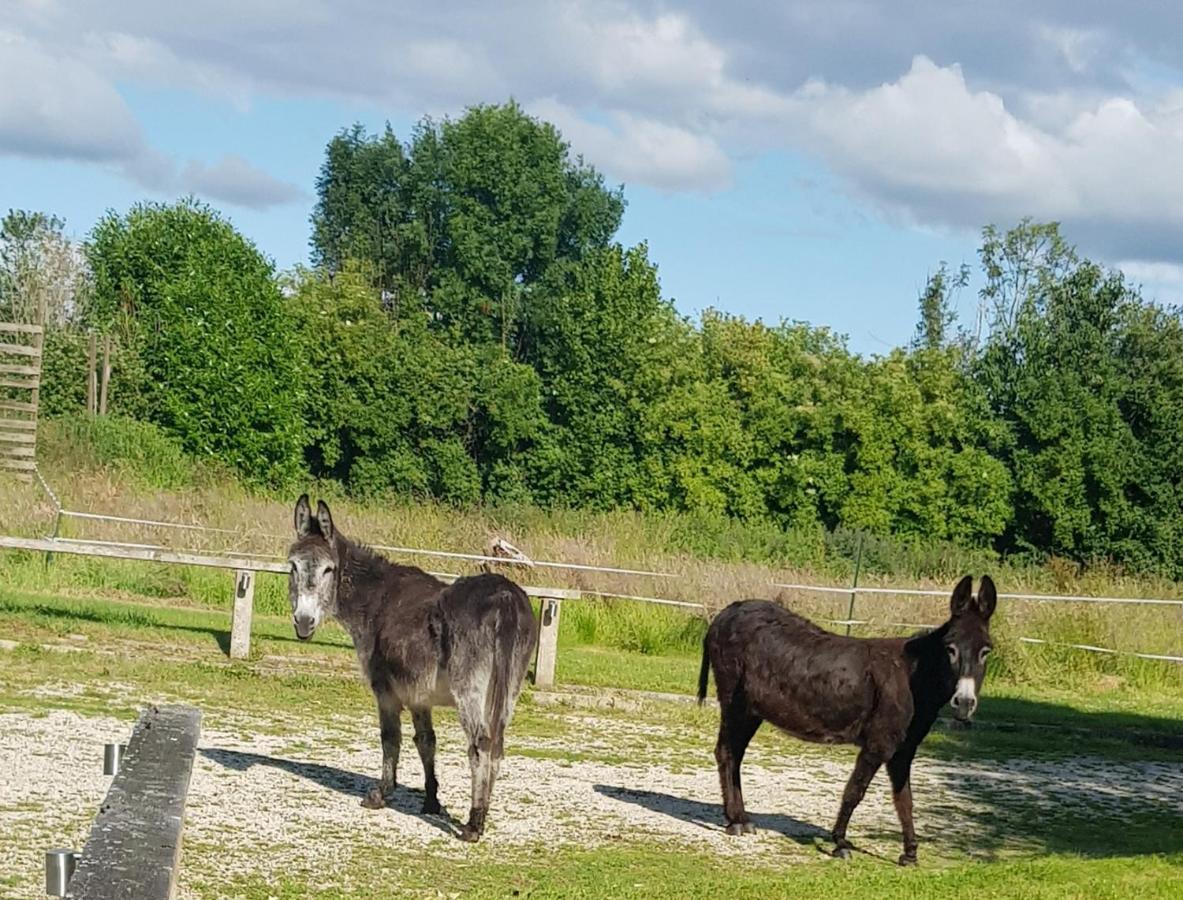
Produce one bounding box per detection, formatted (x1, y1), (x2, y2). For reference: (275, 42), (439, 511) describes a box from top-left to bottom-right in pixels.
(3, 1), (1181, 352)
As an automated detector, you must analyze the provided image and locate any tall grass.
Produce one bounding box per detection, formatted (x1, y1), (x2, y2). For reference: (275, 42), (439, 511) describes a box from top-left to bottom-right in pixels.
(3, 415), (1181, 692)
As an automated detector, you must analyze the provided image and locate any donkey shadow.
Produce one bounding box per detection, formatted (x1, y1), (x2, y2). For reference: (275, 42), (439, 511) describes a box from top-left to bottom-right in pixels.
(593, 784), (831, 848)
(200, 748), (458, 838)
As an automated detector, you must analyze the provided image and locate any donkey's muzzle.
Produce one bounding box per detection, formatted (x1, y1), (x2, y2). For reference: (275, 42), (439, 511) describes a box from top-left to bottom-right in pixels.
(294, 616), (316, 641)
(950, 693), (978, 720)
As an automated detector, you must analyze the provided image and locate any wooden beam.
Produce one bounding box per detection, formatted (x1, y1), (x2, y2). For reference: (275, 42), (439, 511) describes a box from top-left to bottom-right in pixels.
(532, 596), (563, 688)
(0, 377), (39, 389)
(0, 417), (36, 430)
(0, 431), (35, 444)
(0, 322), (43, 334)
(0, 536), (583, 602)
(0, 444), (34, 456)
(0, 535), (289, 573)
(229, 570), (256, 660)
(0, 363), (40, 376)
(66, 705), (202, 900)
(87, 333), (97, 415)
(0, 342), (41, 358)
(0, 400), (36, 414)
(0, 457), (35, 471)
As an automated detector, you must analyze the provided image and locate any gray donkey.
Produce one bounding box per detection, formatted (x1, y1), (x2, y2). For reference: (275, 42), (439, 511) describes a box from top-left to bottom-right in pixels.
(287, 495), (539, 841)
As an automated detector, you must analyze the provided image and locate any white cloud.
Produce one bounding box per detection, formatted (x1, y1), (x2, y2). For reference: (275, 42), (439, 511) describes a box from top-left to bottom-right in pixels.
(0, 30), (304, 210)
(0, 30), (144, 163)
(5, 1), (1183, 270)
(180, 155), (305, 210)
(784, 56), (1183, 266)
(530, 99), (731, 192)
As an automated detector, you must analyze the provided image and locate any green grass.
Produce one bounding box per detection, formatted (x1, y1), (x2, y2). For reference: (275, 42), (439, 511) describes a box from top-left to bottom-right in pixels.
(189, 846), (1183, 899)
(1, 586), (1180, 899)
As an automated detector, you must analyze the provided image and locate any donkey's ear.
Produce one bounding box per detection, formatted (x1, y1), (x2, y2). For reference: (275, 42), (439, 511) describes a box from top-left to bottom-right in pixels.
(975, 575), (997, 620)
(294, 494), (317, 537)
(949, 574), (974, 617)
(316, 499), (335, 541)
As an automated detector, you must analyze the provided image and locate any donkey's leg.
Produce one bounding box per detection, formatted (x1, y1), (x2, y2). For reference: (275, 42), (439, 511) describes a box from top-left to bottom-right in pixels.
(455, 688), (495, 842)
(830, 748), (883, 858)
(715, 707), (763, 836)
(362, 689), (402, 809)
(411, 708), (440, 815)
(887, 745), (919, 866)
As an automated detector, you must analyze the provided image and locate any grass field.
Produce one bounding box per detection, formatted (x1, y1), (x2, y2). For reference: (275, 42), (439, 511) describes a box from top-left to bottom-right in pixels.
(1, 582), (1182, 898)
(2, 421), (1182, 896)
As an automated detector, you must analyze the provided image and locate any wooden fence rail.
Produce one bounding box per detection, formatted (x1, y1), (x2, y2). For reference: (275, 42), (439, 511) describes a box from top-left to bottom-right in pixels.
(0, 535), (579, 684)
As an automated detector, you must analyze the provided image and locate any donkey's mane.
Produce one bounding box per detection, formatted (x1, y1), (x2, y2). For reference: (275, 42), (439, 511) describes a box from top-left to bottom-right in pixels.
(341, 534), (438, 584)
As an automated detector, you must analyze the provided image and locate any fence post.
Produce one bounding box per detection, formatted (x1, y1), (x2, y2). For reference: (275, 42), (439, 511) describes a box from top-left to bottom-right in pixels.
(533, 595), (562, 688)
(229, 569), (255, 660)
(99, 334), (111, 415)
(86, 333), (97, 415)
(845, 534), (865, 637)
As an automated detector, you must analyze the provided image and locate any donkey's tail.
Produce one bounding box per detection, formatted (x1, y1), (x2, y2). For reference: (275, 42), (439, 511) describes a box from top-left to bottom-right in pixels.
(697, 635), (711, 706)
(485, 599), (521, 755)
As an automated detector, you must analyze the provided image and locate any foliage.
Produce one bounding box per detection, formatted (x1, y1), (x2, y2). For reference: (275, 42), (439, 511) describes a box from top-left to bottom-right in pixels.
(289, 265), (547, 502)
(11, 101), (1183, 579)
(0, 209), (89, 326)
(86, 200), (305, 486)
(310, 102), (624, 349)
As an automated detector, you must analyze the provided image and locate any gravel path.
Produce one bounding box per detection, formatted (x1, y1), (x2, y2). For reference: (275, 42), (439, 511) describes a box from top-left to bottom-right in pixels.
(3, 706), (1181, 898)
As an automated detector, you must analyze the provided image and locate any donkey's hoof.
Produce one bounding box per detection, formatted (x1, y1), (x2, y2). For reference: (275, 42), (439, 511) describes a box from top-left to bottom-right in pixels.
(725, 822), (756, 836)
(831, 846), (852, 860)
(422, 798), (442, 815)
(361, 788), (387, 809)
(458, 824), (482, 843)
(898, 852), (918, 867)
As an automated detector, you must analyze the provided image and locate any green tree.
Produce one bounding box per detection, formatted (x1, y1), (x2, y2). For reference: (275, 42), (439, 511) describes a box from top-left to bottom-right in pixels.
(290, 265), (547, 503)
(975, 221), (1183, 573)
(911, 262), (968, 351)
(87, 200), (304, 486)
(311, 103), (624, 350)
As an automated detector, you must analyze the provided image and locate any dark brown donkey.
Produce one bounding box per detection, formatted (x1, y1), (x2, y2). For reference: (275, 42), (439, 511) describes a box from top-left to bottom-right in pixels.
(698, 575), (996, 865)
(287, 495), (539, 841)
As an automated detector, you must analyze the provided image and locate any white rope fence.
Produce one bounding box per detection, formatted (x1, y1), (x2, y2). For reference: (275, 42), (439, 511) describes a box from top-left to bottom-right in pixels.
(14, 474), (1182, 664)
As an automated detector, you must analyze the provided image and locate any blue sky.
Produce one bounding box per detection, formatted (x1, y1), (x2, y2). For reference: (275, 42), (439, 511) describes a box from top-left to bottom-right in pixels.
(3, 2), (1182, 354)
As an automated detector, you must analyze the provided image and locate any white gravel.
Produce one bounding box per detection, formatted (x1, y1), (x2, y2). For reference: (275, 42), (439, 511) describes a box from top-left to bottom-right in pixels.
(2, 707), (1181, 898)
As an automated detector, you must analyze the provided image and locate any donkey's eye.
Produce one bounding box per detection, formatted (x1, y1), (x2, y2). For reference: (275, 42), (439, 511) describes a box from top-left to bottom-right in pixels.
(979, 646), (992, 662)
(289, 562), (297, 575)
(946, 645), (959, 663)
(323, 565), (335, 576)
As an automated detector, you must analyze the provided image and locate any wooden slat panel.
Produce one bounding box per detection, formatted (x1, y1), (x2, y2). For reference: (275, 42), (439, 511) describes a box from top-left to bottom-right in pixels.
(0, 431), (35, 444)
(0, 444), (34, 456)
(0, 417), (35, 430)
(0, 343), (41, 358)
(0, 322), (43, 334)
(0, 377), (39, 389)
(0, 400), (36, 413)
(0, 457), (35, 471)
(0, 363), (40, 376)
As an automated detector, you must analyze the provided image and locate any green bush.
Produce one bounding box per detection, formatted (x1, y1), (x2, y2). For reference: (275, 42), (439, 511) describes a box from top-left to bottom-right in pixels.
(86, 200), (305, 487)
(44, 415), (194, 490)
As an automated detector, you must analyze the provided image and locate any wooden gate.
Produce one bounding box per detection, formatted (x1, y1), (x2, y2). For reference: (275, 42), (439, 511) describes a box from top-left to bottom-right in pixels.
(0, 322), (42, 482)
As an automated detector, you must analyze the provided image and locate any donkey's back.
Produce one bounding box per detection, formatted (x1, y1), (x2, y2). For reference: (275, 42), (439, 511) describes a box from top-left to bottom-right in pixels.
(701, 600), (911, 745)
(436, 573), (538, 713)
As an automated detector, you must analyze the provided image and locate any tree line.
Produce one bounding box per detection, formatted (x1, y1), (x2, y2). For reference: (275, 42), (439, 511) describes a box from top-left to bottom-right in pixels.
(3, 103), (1181, 576)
